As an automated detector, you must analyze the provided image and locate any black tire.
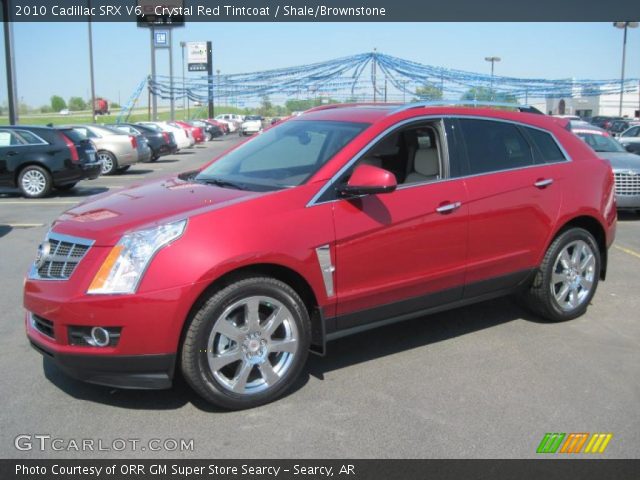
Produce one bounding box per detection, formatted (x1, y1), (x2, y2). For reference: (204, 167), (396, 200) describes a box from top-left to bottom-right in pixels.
(18, 165), (52, 198)
(117, 165), (131, 173)
(519, 228), (600, 322)
(181, 277), (311, 410)
(98, 151), (118, 175)
(56, 182), (77, 191)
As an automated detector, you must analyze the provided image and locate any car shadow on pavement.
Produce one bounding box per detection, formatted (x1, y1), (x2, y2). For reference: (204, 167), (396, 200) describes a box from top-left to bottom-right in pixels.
(151, 159), (179, 163)
(305, 297), (544, 381)
(124, 169), (154, 175)
(40, 296), (540, 413)
(0, 224), (12, 238)
(617, 211), (640, 222)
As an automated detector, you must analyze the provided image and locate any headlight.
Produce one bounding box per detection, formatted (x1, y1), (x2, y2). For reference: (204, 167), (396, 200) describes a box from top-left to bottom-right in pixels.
(87, 219), (187, 295)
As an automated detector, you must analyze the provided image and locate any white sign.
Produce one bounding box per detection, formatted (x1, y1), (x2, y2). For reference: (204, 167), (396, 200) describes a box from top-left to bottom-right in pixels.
(187, 42), (208, 72)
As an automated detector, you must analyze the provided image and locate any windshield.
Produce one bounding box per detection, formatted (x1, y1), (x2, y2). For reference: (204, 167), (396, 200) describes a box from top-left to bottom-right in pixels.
(577, 133), (626, 153)
(196, 120), (368, 191)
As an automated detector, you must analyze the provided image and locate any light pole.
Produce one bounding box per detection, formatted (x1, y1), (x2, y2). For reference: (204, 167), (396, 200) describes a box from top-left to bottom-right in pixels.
(485, 56), (501, 100)
(613, 22), (638, 117)
(180, 41), (186, 118)
(87, 0), (96, 123)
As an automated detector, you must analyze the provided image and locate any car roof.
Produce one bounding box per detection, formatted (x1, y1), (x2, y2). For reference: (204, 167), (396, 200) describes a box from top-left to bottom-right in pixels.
(295, 103), (562, 131)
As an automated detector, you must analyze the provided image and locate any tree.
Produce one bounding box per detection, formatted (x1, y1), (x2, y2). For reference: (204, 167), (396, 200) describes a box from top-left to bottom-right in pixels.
(110, 102), (121, 109)
(68, 96), (87, 111)
(413, 84), (443, 101)
(258, 96), (273, 116)
(50, 95), (66, 111)
(40, 105), (53, 113)
(461, 86), (516, 103)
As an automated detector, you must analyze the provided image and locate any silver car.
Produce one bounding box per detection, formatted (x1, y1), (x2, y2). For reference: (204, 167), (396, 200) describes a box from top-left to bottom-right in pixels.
(618, 124), (640, 156)
(575, 129), (640, 211)
(66, 125), (141, 175)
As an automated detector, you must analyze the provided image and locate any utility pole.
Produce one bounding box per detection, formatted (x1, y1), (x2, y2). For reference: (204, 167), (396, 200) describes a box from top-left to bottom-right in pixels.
(217, 69), (221, 108)
(485, 56), (501, 100)
(150, 27), (157, 120)
(87, 0), (97, 123)
(180, 41), (186, 118)
(168, 29), (175, 121)
(614, 22), (638, 117)
(207, 41), (214, 118)
(2, 0), (19, 124)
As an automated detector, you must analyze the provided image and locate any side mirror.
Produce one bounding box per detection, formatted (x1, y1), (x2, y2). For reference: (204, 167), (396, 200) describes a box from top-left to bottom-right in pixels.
(338, 164), (397, 197)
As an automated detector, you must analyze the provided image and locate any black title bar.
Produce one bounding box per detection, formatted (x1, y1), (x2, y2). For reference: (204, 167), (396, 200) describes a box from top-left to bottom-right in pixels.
(2, 459), (640, 480)
(3, 0), (640, 22)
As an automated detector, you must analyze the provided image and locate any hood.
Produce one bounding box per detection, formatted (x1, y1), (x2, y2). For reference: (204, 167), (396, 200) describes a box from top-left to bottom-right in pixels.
(597, 151), (640, 170)
(51, 175), (262, 246)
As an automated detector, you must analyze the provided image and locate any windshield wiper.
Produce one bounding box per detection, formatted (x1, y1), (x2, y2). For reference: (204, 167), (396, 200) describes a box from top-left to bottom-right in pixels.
(197, 177), (247, 190)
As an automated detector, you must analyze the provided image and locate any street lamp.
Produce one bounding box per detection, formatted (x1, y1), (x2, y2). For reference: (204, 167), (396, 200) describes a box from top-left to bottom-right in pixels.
(485, 56), (501, 100)
(613, 22), (638, 117)
(180, 41), (186, 118)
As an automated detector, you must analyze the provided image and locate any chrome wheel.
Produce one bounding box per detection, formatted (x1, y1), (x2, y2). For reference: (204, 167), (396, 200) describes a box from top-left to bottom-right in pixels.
(98, 152), (115, 174)
(20, 169), (47, 196)
(550, 240), (596, 312)
(207, 296), (299, 395)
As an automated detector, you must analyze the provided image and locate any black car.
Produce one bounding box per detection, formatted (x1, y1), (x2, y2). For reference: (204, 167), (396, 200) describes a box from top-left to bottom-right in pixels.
(590, 116), (623, 130)
(0, 126), (100, 198)
(110, 123), (177, 161)
(608, 119), (639, 137)
(189, 120), (223, 141)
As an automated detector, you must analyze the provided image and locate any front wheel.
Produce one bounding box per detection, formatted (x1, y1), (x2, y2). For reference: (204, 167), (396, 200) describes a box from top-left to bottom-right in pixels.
(181, 277), (311, 410)
(519, 228), (600, 322)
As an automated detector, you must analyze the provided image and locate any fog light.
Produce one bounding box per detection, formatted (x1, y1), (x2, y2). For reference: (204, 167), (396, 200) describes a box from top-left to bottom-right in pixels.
(90, 327), (110, 347)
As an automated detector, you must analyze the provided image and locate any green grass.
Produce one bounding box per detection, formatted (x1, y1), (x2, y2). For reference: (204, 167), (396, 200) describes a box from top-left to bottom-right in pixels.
(0, 106), (252, 126)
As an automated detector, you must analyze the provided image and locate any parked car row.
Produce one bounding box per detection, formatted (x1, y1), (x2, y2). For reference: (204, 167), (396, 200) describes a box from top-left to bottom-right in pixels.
(0, 117), (229, 198)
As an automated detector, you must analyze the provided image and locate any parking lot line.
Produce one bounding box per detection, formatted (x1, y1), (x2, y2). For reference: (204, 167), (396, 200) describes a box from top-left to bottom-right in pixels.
(4, 223), (45, 228)
(0, 201), (78, 205)
(614, 245), (640, 260)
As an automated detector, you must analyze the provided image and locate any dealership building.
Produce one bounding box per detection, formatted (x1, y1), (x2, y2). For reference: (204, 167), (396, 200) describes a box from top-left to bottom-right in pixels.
(539, 83), (640, 118)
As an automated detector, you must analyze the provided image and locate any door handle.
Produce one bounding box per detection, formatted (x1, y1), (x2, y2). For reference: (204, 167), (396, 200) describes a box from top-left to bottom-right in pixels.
(534, 178), (554, 188)
(6, 151), (18, 156)
(436, 201), (462, 214)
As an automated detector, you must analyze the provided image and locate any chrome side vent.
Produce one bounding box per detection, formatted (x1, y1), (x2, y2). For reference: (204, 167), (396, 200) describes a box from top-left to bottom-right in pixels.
(315, 245), (335, 297)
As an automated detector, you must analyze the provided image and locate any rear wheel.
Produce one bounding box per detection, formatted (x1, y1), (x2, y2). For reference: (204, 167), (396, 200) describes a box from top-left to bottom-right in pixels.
(18, 166), (52, 198)
(181, 277), (310, 409)
(98, 151), (118, 175)
(520, 228), (600, 322)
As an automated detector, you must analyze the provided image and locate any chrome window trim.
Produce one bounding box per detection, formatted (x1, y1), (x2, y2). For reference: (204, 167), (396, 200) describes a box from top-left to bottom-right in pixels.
(306, 114), (572, 207)
(28, 231), (95, 281)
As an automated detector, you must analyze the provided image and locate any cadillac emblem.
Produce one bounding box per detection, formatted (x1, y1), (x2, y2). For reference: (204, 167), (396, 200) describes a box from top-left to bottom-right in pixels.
(34, 241), (51, 270)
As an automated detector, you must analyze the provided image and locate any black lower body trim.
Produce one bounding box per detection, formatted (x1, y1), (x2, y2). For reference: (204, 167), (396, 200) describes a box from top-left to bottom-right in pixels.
(326, 269), (535, 341)
(30, 341), (175, 390)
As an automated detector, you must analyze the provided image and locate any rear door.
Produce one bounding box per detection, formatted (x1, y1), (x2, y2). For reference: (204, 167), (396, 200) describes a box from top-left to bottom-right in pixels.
(453, 117), (566, 295)
(0, 130), (25, 186)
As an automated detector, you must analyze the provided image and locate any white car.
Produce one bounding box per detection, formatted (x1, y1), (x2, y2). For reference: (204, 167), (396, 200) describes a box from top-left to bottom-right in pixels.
(214, 114), (243, 133)
(137, 121), (194, 150)
(240, 115), (263, 136)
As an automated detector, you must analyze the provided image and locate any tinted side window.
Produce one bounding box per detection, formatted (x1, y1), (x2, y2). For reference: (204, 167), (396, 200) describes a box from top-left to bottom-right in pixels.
(459, 119), (534, 175)
(525, 127), (566, 164)
(622, 126), (640, 137)
(15, 130), (47, 145)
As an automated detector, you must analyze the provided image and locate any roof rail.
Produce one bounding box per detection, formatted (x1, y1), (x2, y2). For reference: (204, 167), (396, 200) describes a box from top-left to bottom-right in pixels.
(303, 102), (399, 114)
(392, 100), (544, 115)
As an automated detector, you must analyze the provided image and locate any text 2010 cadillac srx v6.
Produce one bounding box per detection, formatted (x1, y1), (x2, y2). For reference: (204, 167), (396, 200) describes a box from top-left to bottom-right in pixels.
(24, 103), (617, 409)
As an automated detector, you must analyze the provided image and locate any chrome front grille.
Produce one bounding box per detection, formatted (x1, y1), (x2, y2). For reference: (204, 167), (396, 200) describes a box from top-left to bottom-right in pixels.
(614, 172), (640, 196)
(30, 232), (94, 280)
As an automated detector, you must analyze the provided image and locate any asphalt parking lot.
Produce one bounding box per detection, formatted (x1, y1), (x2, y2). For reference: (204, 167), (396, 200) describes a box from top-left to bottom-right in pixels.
(1, 136), (639, 459)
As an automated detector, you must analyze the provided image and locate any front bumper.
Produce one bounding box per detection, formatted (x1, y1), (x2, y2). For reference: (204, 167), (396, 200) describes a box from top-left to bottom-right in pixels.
(30, 339), (174, 389)
(616, 193), (640, 209)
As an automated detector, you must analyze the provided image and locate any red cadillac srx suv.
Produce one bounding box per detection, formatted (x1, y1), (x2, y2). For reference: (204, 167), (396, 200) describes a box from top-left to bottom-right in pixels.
(24, 103), (617, 409)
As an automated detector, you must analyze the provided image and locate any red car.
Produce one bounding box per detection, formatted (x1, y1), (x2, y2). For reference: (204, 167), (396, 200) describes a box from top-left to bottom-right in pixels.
(24, 103), (616, 409)
(170, 120), (204, 144)
(205, 118), (230, 134)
